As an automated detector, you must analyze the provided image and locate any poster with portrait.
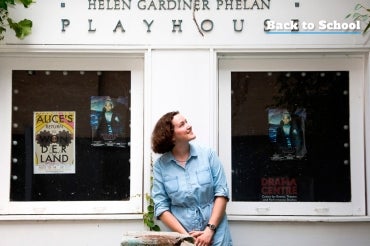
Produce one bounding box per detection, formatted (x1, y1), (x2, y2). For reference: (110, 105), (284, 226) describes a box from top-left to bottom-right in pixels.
(268, 108), (307, 161)
(90, 96), (128, 147)
(33, 111), (75, 174)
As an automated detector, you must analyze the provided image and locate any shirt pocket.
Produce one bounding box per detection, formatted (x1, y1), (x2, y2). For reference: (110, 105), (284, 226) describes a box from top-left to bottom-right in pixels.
(196, 167), (212, 185)
(164, 176), (179, 194)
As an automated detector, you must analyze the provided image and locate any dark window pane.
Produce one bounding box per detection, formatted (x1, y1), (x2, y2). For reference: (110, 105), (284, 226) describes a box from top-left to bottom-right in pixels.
(231, 71), (350, 202)
(11, 70), (131, 201)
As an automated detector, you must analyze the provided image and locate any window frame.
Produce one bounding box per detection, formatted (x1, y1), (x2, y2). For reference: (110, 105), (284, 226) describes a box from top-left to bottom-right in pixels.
(0, 54), (144, 215)
(218, 54), (366, 216)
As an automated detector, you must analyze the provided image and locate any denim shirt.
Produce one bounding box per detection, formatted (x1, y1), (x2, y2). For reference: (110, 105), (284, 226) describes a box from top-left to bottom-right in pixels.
(152, 143), (233, 245)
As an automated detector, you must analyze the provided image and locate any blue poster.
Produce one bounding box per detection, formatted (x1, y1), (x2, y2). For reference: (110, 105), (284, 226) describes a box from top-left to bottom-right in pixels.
(90, 96), (128, 147)
(268, 108), (306, 161)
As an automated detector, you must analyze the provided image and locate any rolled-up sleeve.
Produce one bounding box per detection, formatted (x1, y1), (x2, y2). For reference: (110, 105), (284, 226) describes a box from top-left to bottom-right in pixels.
(152, 160), (171, 218)
(209, 149), (230, 200)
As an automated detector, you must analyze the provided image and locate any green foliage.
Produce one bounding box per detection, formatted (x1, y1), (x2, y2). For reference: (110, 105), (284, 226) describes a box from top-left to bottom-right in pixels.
(143, 192), (161, 231)
(346, 3), (370, 33)
(0, 0), (33, 40)
(7, 17), (31, 39)
(143, 161), (161, 231)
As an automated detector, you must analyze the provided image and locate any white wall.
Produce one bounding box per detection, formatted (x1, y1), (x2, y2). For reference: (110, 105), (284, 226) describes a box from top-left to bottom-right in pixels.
(149, 49), (216, 148)
(0, 220), (145, 246)
(230, 221), (370, 246)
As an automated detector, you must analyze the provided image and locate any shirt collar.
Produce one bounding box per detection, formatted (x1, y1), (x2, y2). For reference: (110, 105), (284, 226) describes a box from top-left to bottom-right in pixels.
(163, 142), (198, 163)
(189, 143), (198, 158)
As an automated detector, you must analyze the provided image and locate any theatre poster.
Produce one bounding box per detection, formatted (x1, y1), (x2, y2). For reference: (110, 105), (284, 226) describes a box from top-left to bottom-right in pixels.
(33, 111), (75, 174)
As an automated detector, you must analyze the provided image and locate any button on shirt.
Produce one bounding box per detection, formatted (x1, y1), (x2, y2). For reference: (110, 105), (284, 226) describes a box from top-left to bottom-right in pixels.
(152, 143), (233, 245)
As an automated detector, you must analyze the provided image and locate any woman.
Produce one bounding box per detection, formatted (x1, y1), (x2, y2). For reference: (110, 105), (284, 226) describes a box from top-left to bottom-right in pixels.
(151, 111), (233, 246)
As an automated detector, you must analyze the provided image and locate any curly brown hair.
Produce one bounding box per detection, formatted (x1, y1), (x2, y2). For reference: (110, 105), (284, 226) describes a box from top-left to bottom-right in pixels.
(151, 111), (179, 154)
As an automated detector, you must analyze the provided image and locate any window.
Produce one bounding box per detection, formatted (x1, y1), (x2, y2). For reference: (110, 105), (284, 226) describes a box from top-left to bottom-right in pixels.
(219, 55), (366, 216)
(0, 55), (144, 214)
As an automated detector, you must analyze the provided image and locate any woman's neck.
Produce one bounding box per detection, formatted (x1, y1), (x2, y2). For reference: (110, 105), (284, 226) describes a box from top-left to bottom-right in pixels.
(172, 143), (190, 162)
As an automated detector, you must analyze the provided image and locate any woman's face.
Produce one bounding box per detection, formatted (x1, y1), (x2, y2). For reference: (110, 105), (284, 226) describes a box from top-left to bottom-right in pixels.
(282, 115), (291, 125)
(172, 114), (196, 144)
(104, 101), (113, 112)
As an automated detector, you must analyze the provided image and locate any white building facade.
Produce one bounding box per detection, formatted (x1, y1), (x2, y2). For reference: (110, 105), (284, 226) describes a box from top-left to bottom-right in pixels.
(0, 0), (370, 245)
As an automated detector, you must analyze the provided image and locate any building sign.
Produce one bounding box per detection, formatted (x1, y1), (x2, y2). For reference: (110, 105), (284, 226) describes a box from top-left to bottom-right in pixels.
(4, 0), (368, 46)
(34, 111), (75, 174)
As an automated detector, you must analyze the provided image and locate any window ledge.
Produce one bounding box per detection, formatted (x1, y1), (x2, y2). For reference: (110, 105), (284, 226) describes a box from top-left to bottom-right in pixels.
(0, 214), (143, 221)
(1, 214), (369, 222)
(228, 215), (370, 222)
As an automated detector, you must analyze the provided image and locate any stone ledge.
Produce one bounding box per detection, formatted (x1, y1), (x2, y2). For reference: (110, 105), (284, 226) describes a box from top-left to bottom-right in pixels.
(121, 231), (195, 246)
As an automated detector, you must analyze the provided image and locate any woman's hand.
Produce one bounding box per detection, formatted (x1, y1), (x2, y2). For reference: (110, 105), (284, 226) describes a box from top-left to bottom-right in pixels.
(189, 228), (214, 246)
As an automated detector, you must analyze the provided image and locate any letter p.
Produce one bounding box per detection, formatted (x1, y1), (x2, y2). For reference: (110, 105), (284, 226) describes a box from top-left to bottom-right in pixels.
(61, 19), (70, 32)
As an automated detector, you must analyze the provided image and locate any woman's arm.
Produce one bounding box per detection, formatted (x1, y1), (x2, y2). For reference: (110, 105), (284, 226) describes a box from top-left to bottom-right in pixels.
(190, 196), (228, 245)
(207, 196), (228, 229)
(159, 211), (188, 234)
